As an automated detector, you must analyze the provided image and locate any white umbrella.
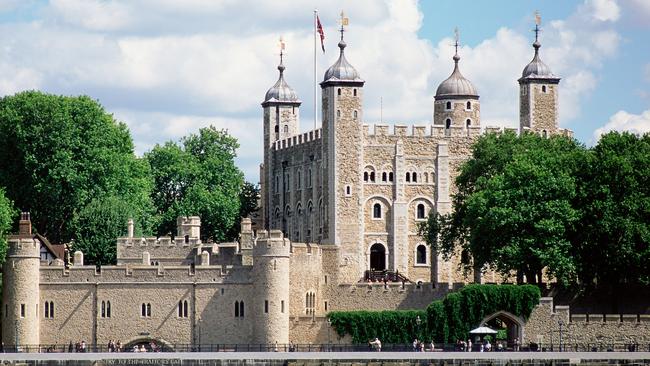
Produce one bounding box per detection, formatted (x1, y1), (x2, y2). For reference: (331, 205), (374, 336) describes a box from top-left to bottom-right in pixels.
(469, 326), (498, 334)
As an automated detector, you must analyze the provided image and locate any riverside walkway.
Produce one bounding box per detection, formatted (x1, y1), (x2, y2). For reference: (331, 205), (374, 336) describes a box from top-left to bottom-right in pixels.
(1, 352), (650, 365)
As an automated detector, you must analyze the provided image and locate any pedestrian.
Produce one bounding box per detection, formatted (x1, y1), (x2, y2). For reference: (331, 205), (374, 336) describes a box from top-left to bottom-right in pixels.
(412, 338), (418, 352)
(467, 339), (472, 352)
(429, 340), (435, 352)
(81, 340), (86, 353)
(369, 337), (381, 352)
(514, 337), (520, 352)
(485, 339), (491, 352)
(68, 341), (73, 353)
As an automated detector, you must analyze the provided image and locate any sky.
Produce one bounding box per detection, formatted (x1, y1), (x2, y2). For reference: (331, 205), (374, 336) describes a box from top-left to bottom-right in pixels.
(0, 0), (648, 182)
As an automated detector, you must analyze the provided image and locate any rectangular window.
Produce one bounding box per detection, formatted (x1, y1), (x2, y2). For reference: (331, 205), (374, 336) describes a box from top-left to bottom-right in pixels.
(264, 300), (269, 314)
(20, 304), (25, 318)
(324, 301), (328, 311)
(281, 300), (285, 313)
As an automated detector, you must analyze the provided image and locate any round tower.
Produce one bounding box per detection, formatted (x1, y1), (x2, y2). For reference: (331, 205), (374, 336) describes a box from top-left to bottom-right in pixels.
(2, 212), (41, 349)
(434, 30), (480, 135)
(252, 230), (290, 345)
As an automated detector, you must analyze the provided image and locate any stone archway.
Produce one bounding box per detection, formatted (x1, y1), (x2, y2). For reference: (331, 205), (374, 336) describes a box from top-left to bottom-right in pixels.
(123, 336), (175, 352)
(369, 243), (386, 271)
(480, 311), (525, 345)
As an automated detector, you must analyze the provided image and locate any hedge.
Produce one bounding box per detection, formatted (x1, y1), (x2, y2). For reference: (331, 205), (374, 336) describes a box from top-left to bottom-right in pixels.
(328, 284), (540, 343)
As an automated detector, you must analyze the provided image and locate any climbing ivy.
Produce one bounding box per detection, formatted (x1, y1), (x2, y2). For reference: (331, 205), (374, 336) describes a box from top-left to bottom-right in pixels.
(328, 284), (540, 343)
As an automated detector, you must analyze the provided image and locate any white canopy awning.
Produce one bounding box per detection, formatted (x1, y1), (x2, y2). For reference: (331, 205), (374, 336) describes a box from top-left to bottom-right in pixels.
(469, 326), (498, 334)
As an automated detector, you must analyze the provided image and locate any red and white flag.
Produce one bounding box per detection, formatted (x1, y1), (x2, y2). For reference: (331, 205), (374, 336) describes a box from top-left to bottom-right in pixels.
(316, 15), (325, 53)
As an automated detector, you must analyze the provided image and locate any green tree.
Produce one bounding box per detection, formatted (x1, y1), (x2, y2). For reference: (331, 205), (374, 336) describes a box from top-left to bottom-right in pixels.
(227, 181), (260, 239)
(146, 126), (244, 242)
(0, 91), (154, 247)
(0, 188), (16, 263)
(573, 132), (650, 288)
(420, 132), (585, 284)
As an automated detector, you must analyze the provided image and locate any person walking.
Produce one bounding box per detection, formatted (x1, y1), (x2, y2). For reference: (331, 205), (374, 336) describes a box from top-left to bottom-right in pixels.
(369, 338), (382, 352)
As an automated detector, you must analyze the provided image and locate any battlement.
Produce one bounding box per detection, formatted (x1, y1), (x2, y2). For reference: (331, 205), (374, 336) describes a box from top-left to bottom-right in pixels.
(289, 242), (322, 256)
(273, 129), (322, 151)
(6, 237), (40, 257)
(569, 313), (650, 324)
(362, 124), (481, 138)
(254, 230), (290, 257)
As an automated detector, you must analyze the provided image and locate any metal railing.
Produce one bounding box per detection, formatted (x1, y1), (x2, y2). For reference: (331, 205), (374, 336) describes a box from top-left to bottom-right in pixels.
(3, 342), (649, 353)
(363, 269), (410, 283)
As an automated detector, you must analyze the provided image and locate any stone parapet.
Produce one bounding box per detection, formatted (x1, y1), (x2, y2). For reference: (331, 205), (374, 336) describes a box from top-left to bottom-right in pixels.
(273, 129), (322, 151)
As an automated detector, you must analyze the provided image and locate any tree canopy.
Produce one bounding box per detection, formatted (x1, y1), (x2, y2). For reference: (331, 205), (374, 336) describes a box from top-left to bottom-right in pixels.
(0, 189), (16, 263)
(420, 131), (650, 288)
(146, 126), (245, 242)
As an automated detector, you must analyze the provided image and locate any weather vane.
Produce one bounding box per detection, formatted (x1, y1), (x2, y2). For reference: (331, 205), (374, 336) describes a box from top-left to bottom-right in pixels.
(534, 11), (542, 42)
(454, 27), (460, 55)
(339, 11), (349, 40)
(278, 36), (285, 63)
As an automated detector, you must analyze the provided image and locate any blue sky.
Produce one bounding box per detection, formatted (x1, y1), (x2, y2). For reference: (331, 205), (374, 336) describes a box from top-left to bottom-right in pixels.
(0, 0), (648, 182)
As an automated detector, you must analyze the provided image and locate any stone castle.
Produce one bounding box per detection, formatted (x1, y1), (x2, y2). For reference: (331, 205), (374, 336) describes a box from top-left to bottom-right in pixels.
(3, 26), (600, 350)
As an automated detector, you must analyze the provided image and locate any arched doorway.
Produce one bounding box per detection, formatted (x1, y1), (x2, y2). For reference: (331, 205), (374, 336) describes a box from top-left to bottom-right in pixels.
(370, 243), (386, 270)
(123, 337), (174, 352)
(479, 311), (525, 347)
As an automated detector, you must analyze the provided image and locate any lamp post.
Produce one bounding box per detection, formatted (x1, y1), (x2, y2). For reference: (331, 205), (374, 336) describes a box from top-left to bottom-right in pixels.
(558, 319), (564, 352)
(327, 318), (331, 352)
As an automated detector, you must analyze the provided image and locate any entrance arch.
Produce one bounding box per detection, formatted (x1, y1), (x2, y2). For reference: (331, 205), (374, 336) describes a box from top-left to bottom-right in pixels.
(123, 336), (175, 352)
(479, 311), (525, 345)
(369, 243), (386, 270)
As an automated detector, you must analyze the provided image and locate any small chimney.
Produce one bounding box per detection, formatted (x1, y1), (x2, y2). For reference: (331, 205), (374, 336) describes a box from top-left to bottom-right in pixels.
(19, 212), (31, 236)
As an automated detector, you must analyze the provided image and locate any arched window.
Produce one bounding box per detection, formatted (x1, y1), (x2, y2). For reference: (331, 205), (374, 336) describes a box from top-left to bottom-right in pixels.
(141, 303), (146, 317)
(467, 101), (472, 110)
(146, 303), (151, 317)
(45, 301), (50, 318)
(446, 101), (451, 110)
(178, 301), (183, 317)
(353, 89), (357, 96)
(102, 301), (106, 318)
(337, 88), (341, 96)
(389, 172), (394, 182)
(363, 172), (369, 182)
(416, 204), (425, 219)
(283, 125), (288, 134)
(305, 291), (316, 315)
(50, 301), (54, 318)
(424, 172), (429, 183)
(542, 129), (548, 138)
(353, 110), (358, 119)
(106, 301), (110, 318)
(307, 168), (312, 187)
(239, 301), (245, 318)
(406, 172), (410, 182)
(542, 85), (547, 93)
(466, 119), (471, 128)
(337, 110), (341, 118)
(412, 172), (418, 183)
(445, 119), (451, 129)
(234, 301), (239, 317)
(184, 300), (188, 318)
(373, 203), (382, 219)
(274, 125), (279, 133)
(416, 245), (427, 264)
(369, 172), (375, 182)
(382, 172), (387, 182)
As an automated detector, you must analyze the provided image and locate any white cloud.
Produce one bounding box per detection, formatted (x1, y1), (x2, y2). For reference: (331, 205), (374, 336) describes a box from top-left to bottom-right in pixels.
(593, 109), (650, 141)
(583, 0), (621, 22)
(0, 0), (625, 180)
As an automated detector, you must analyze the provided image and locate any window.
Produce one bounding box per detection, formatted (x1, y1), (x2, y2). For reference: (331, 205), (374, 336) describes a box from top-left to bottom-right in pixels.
(307, 168), (312, 187)
(107, 301), (111, 318)
(353, 89), (357, 96)
(412, 172), (418, 183)
(324, 301), (328, 311)
(373, 203), (382, 219)
(389, 172), (394, 182)
(424, 172), (429, 183)
(336, 110), (341, 118)
(305, 292), (316, 315)
(283, 125), (288, 134)
(445, 119), (451, 129)
(101, 301), (106, 318)
(542, 130), (548, 138)
(417, 204), (426, 219)
(264, 300), (269, 314)
(382, 172), (387, 182)
(274, 125), (279, 133)
(542, 85), (547, 93)
(297, 171), (301, 189)
(45, 301), (54, 318)
(20, 304), (25, 318)
(345, 185), (351, 196)
(369, 172), (375, 182)
(363, 172), (368, 182)
(178, 300), (189, 318)
(235, 301), (245, 318)
(184, 235), (189, 244)
(446, 101), (451, 110)
(406, 172), (410, 182)
(353, 110), (358, 119)
(337, 88), (341, 96)
(416, 245), (427, 264)
(466, 101), (471, 110)
(141, 303), (151, 317)
(281, 300), (285, 313)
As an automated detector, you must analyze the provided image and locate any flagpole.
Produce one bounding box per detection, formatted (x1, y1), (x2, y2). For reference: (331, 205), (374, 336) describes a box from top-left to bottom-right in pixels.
(313, 9), (317, 130)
